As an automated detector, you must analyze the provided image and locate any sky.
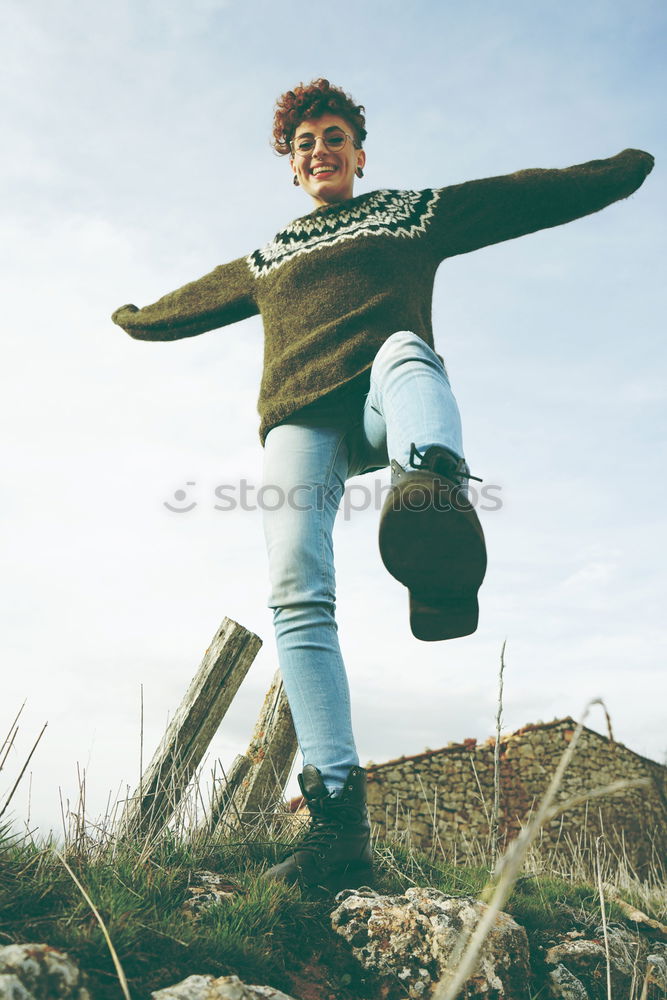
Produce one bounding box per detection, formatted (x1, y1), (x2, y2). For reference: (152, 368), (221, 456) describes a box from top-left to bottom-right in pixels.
(1, 0), (665, 838)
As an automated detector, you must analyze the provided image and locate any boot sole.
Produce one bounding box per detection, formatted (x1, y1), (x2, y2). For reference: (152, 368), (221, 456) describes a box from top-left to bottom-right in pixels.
(379, 473), (487, 597)
(308, 861), (375, 897)
(380, 471), (486, 640)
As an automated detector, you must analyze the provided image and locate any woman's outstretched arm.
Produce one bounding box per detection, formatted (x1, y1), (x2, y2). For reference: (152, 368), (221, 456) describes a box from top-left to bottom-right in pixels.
(112, 255), (259, 340)
(429, 148), (654, 259)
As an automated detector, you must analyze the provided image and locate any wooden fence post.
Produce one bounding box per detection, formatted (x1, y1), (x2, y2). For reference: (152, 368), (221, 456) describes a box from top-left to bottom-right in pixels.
(120, 617), (262, 839)
(207, 669), (298, 834)
(204, 754), (252, 833)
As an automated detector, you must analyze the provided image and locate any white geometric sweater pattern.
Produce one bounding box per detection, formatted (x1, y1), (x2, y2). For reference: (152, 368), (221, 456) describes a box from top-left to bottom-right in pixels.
(246, 188), (442, 278)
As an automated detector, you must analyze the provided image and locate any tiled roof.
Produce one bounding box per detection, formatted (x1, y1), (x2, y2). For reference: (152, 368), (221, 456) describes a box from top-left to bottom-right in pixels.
(286, 716), (663, 810)
(364, 717), (579, 774)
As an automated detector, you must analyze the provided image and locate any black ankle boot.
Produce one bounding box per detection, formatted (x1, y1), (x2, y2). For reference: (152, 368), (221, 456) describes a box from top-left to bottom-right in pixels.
(379, 442), (487, 640)
(262, 764), (374, 894)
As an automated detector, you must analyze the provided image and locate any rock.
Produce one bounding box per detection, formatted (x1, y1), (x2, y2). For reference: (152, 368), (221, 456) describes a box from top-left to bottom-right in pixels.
(0, 944), (90, 1000)
(645, 946), (667, 993)
(545, 934), (613, 999)
(547, 963), (590, 999)
(0, 973), (34, 1000)
(331, 886), (530, 999)
(182, 870), (244, 919)
(151, 973), (298, 1000)
(545, 927), (666, 1000)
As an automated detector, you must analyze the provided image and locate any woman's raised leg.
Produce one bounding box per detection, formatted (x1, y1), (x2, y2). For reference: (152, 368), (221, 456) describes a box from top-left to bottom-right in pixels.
(359, 330), (486, 640)
(362, 330), (465, 467)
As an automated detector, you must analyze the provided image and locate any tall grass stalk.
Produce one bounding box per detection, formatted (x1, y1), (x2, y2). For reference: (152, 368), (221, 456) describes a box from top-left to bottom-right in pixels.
(0, 702), (25, 772)
(491, 639), (506, 871)
(638, 960), (655, 1000)
(56, 850), (133, 1000)
(431, 698), (650, 1000)
(595, 836), (613, 1000)
(0, 722), (47, 822)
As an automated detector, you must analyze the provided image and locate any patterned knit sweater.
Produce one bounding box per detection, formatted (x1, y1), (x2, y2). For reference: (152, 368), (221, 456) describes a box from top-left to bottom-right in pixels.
(112, 148), (653, 445)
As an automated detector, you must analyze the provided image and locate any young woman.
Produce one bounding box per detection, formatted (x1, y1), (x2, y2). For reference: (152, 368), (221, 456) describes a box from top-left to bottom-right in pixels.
(113, 79), (653, 893)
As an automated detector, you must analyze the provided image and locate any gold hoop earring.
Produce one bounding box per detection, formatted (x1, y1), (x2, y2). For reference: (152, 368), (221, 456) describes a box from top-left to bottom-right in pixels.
(356, 166), (364, 179)
(293, 176), (299, 186)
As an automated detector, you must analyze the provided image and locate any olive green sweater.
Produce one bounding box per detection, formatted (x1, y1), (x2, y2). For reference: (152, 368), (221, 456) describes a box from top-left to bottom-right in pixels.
(112, 148), (653, 445)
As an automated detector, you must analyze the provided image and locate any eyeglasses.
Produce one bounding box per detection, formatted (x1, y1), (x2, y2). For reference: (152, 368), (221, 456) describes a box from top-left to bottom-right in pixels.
(290, 128), (359, 157)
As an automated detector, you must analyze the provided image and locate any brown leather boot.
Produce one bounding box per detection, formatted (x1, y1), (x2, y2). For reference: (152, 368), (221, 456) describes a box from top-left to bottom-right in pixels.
(261, 764), (374, 894)
(379, 443), (487, 640)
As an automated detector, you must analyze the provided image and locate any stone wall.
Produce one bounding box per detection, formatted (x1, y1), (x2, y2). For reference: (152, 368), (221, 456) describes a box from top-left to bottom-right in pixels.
(365, 718), (667, 875)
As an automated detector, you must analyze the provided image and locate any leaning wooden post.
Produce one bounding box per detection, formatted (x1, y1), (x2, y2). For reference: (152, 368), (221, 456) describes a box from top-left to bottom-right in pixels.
(208, 669), (298, 834)
(120, 617), (262, 840)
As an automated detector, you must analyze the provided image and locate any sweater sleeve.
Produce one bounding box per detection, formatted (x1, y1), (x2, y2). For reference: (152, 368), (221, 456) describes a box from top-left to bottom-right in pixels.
(429, 149), (654, 259)
(111, 255), (259, 340)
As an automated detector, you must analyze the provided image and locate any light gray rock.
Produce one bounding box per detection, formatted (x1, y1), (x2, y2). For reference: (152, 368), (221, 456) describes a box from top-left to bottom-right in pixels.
(545, 926), (665, 1000)
(152, 975), (216, 1000)
(151, 973), (298, 1000)
(181, 870), (243, 919)
(603, 923), (646, 981)
(547, 963), (589, 999)
(331, 886), (530, 999)
(0, 945), (90, 1000)
(0, 973), (34, 1000)
(646, 949), (667, 991)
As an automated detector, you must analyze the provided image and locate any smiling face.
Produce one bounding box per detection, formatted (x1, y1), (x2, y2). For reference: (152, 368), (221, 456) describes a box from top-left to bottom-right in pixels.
(290, 112), (366, 208)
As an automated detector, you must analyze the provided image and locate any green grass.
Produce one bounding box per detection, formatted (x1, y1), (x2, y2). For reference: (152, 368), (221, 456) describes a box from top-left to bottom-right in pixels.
(0, 827), (388, 999)
(503, 873), (625, 933)
(367, 841), (633, 935)
(2, 820), (661, 1000)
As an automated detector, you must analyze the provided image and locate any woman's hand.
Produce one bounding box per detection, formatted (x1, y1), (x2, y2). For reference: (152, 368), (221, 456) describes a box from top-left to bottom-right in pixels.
(112, 304), (139, 324)
(614, 148), (655, 176)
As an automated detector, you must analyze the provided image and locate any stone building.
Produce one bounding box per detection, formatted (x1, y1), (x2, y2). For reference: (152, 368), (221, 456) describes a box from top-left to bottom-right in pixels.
(364, 718), (667, 876)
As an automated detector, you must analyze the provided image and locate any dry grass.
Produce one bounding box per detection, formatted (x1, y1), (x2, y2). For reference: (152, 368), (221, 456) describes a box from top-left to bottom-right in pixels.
(2, 691), (666, 1000)
(429, 697), (662, 1000)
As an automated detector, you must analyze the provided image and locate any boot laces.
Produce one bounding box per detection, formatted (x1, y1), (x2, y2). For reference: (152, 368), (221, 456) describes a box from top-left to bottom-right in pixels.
(409, 442), (482, 483)
(295, 798), (362, 856)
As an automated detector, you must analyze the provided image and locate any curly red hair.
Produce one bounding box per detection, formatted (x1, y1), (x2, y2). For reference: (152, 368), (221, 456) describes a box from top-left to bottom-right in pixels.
(271, 78), (367, 156)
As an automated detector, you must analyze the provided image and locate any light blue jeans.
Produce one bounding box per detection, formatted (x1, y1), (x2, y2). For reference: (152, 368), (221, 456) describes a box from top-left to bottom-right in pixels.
(261, 331), (466, 793)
